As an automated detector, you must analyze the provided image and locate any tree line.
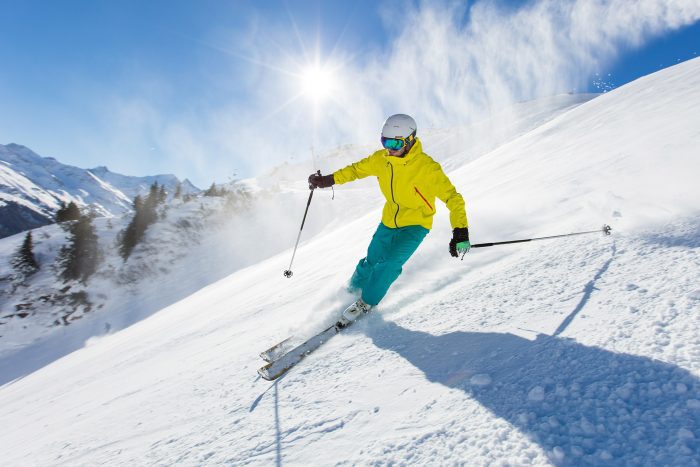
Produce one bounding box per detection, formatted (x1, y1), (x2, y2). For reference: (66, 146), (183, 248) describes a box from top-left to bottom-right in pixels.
(12, 180), (239, 284)
(12, 182), (171, 283)
(118, 183), (167, 260)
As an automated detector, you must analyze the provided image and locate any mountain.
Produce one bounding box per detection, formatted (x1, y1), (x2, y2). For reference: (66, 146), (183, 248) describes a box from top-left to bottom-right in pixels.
(86, 165), (200, 202)
(0, 143), (199, 238)
(0, 58), (699, 464)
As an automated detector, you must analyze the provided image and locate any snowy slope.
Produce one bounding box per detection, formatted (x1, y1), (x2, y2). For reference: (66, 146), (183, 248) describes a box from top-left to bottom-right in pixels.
(0, 143), (199, 238)
(1, 58), (699, 465)
(0, 92), (597, 362)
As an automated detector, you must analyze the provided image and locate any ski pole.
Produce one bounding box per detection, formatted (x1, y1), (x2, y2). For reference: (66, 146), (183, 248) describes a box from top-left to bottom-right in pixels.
(283, 170), (320, 278)
(463, 224), (612, 259)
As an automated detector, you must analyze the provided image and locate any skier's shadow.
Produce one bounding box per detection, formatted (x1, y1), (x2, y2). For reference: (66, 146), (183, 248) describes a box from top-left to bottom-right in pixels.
(366, 315), (700, 465)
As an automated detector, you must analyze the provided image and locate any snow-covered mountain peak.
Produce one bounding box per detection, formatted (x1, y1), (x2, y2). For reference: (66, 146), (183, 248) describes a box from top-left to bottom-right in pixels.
(0, 143), (200, 238)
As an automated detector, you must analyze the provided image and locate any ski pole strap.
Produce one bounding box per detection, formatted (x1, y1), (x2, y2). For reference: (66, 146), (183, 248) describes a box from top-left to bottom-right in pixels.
(471, 224), (611, 249)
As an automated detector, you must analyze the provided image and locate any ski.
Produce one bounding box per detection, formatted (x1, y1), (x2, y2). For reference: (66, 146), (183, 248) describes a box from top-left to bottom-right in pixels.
(257, 316), (364, 381)
(259, 336), (294, 363)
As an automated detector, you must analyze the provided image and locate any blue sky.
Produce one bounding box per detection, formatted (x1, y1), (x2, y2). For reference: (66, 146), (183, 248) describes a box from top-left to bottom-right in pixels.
(0, 0), (698, 187)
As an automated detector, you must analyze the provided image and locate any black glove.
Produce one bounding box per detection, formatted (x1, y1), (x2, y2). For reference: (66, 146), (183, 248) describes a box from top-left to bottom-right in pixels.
(308, 172), (335, 189)
(449, 227), (470, 257)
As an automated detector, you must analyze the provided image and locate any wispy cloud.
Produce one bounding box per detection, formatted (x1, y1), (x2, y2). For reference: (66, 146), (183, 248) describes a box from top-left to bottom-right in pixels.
(355, 0), (700, 126)
(98, 0), (700, 184)
(226, 0), (700, 176)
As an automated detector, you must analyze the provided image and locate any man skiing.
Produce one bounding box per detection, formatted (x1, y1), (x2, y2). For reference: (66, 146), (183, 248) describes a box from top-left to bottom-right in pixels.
(308, 114), (470, 324)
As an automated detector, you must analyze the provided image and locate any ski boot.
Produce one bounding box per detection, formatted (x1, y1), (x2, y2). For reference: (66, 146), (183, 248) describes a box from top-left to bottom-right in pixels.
(338, 298), (372, 328)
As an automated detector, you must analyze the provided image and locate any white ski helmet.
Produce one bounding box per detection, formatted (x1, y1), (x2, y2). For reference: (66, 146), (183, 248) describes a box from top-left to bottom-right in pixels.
(381, 113), (417, 140)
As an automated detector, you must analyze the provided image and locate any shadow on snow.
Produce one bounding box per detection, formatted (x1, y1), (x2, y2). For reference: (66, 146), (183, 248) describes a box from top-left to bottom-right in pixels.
(641, 217), (700, 249)
(367, 314), (700, 465)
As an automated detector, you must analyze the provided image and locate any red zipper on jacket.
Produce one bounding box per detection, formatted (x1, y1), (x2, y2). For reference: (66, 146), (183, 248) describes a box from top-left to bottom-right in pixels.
(414, 186), (433, 211)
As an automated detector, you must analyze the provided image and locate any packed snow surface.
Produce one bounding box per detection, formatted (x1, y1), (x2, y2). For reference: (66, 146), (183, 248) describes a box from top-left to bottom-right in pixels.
(1, 58), (700, 465)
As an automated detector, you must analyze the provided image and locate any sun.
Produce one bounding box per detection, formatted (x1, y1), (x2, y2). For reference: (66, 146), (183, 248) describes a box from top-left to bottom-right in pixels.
(299, 64), (335, 101)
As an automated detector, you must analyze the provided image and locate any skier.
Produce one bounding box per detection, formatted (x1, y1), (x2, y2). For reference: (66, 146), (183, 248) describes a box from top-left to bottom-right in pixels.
(308, 114), (470, 324)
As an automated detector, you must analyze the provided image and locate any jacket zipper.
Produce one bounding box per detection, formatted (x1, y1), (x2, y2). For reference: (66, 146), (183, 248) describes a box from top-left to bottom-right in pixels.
(390, 164), (399, 228)
(414, 187), (433, 211)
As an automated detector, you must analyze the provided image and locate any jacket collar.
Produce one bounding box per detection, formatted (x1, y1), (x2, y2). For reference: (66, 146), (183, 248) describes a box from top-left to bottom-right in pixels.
(384, 137), (423, 166)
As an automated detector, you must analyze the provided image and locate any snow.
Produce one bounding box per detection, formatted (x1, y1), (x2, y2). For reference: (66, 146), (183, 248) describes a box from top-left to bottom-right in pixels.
(0, 143), (199, 237)
(0, 58), (700, 465)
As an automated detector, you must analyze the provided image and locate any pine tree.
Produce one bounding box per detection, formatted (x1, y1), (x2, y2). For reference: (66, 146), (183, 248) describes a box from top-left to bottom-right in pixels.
(144, 182), (161, 222)
(174, 182), (183, 199)
(118, 183), (164, 260)
(11, 231), (39, 277)
(56, 201), (81, 223)
(119, 195), (145, 260)
(158, 185), (167, 204)
(205, 182), (218, 197)
(58, 214), (101, 282)
(204, 182), (229, 197)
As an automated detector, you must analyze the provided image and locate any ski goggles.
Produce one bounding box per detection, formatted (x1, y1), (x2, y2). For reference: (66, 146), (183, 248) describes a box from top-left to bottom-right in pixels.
(381, 133), (415, 151)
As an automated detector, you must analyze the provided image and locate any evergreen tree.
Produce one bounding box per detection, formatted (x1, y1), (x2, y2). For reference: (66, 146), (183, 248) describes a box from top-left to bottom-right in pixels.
(11, 231), (39, 277)
(174, 182), (183, 199)
(204, 182), (229, 197)
(133, 194), (143, 211)
(144, 182), (161, 221)
(204, 182), (218, 197)
(55, 201), (81, 223)
(120, 195), (146, 260)
(158, 184), (167, 204)
(118, 183), (164, 260)
(148, 182), (159, 204)
(58, 214), (101, 282)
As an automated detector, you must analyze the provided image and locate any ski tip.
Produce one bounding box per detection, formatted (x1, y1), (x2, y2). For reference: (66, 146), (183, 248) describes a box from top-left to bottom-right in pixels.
(257, 361), (285, 381)
(257, 367), (274, 381)
(257, 363), (291, 381)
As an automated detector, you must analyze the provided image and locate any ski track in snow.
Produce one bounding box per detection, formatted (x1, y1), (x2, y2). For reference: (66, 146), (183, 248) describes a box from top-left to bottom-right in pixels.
(1, 59), (700, 465)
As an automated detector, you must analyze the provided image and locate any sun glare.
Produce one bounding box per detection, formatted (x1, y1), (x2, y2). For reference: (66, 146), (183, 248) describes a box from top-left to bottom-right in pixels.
(300, 65), (335, 101)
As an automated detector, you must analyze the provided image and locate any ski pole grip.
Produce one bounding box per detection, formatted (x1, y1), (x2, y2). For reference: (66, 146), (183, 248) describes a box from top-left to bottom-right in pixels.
(308, 169), (322, 190)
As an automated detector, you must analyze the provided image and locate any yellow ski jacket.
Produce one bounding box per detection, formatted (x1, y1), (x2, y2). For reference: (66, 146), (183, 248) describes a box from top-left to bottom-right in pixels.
(333, 138), (468, 230)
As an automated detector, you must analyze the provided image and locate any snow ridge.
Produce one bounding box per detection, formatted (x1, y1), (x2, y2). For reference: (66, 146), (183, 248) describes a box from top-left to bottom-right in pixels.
(0, 143), (199, 238)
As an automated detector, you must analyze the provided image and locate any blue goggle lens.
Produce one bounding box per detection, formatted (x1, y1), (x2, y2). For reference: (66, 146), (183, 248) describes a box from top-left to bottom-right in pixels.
(381, 137), (406, 150)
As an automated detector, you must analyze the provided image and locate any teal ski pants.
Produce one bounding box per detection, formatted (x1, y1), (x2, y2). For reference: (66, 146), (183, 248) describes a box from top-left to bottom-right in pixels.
(349, 223), (429, 306)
